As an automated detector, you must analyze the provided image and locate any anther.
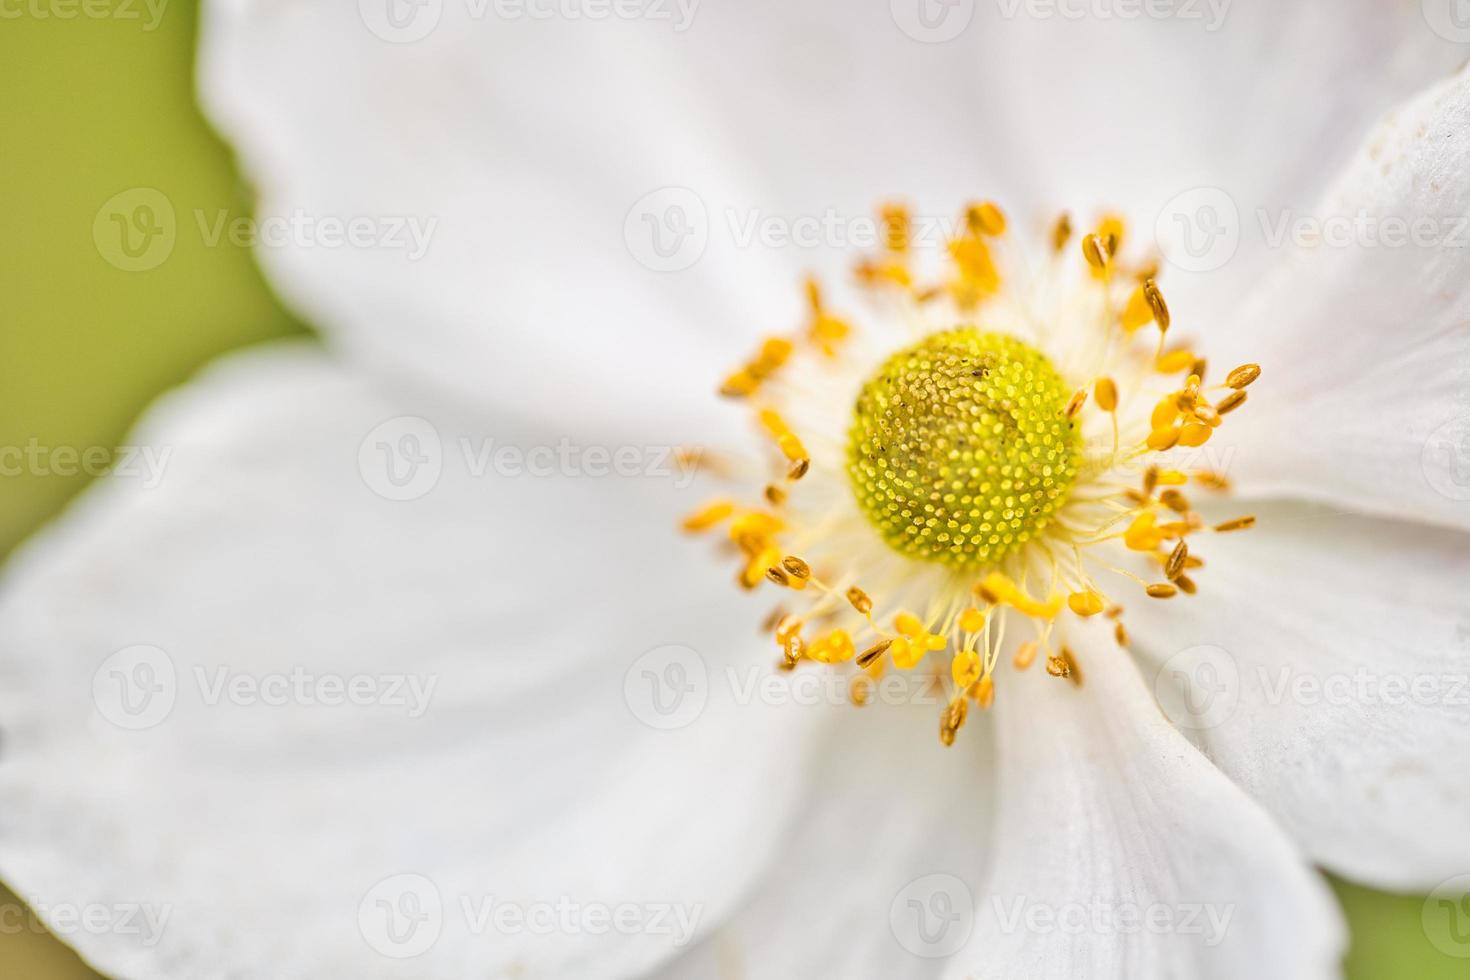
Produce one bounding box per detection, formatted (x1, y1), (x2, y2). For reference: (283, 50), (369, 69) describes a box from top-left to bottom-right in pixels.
(857, 639), (892, 669)
(846, 586), (873, 615)
(1146, 583), (1179, 599)
(1052, 213), (1073, 253)
(968, 201), (1007, 236)
(1081, 233), (1111, 272)
(681, 500), (734, 532)
(1095, 377), (1118, 412)
(939, 697), (969, 746)
(1216, 390), (1247, 415)
(1226, 363), (1262, 389)
(1066, 388), (1088, 418)
(1067, 590), (1105, 617)
(1142, 279), (1170, 332)
(780, 556), (811, 580)
(1165, 540), (1188, 580)
(1215, 516), (1256, 532)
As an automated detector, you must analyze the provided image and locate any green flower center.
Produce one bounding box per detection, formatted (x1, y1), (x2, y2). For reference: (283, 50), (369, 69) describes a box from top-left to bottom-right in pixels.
(847, 328), (1082, 569)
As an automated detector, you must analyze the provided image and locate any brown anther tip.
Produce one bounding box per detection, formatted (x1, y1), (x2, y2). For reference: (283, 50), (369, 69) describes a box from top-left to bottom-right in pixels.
(1215, 516), (1257, 532)
(1146, 583), (1179, 599)
(1176, 574), (1198, 595)
(1114, 622), (1129, 646)
(1052, 213), (1073, 253)
(765, 566), (790, 587)
(763, 484), (787, 506)
(1045, 656), (1071, 678)
(1066, 389), (1088, 418)
(1166, 540), (1189, 581)
(1160, 489), (1190, 514)
(1226, 363), (1262, 389)
(1195, 471), (1232, 491)
(856, 639), (892, 669)
(787, 458), (810, 480)
(974, 583), (1000, 604)
(1142, 279), (1170, 331)
(1216, 390), (1247, 415)
(780, 556), (811, 579)
(1082, 233), (1111, 270)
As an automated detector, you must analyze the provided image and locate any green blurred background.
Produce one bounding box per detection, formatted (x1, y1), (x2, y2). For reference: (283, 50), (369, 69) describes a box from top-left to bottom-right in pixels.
(0, 1), (1461, 976)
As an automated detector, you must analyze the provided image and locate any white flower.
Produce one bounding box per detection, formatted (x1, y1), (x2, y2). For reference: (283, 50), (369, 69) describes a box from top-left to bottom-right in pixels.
(3, 3), (1470, 979)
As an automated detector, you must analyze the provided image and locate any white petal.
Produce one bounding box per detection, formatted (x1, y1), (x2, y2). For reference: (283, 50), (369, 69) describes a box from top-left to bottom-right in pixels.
(648, 697), (996, 980)
(1123, 500), (1470, 892)
(951, 627), (1344, 980)
(0, 345), (830, 979)
(197, 1), (1009, 440)
(195, 0), (1459, 435)
(1217, 64), (1470, 530)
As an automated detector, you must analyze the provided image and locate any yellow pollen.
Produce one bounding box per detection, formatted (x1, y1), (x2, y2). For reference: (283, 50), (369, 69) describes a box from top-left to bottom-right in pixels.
(846, 328), (1082, 568)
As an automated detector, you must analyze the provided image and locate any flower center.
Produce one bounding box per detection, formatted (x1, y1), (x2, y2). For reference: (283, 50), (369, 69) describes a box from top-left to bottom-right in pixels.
(847, 328), (1081, 569)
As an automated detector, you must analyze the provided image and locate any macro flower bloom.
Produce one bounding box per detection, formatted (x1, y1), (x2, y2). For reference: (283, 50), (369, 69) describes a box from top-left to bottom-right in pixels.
(2, 3), (1470, 980)
(683, 202), (1266, 744)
